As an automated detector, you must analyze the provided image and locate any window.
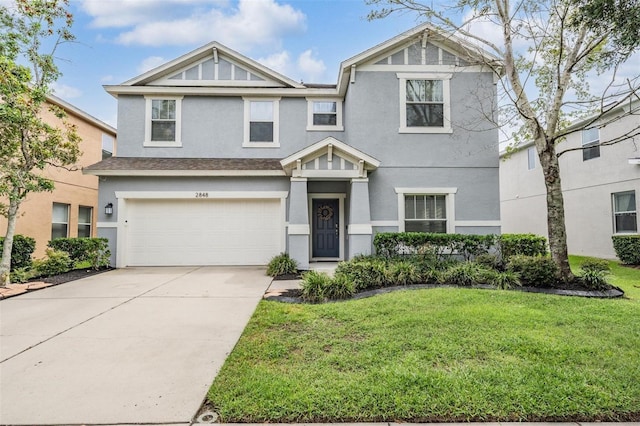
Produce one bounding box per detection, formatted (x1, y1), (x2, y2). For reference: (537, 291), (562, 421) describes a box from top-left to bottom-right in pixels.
(51, 203), (69, 240)
(397, 73), (452, 133)
(102, 133), (115, 160)
(243, 98), (280, 147)
(527, 147), (536, 170)
(144, 96), (182, 147)
(404, 194), (447, 233)
(582, 127), (600, 161)
(78, 206), (93, 238)
(613, 191), (637, 233)
(306, 99), (344, 131)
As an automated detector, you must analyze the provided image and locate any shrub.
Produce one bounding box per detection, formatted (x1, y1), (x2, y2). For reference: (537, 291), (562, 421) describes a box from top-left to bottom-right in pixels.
(373, 232), (495, 260)
(474, 253), (502, 270)
(334, 256), (387, 291)
(10, 267), (32, 284)
(439, 262), (488, 286)
(323, 274), (355, 300)
(34, 249), (73, 277)
(266, 253), (298, 277)
(506, 255), (558, 288)
(579, 269), (610, 291)
(48, 238), (111, 269)
(498, 234), (548, 260)
(612, 235), (640, 265)
(490, 270), (522, 290)
(300, 271), (332, 302)
(580, 258), (610, 273)
(384, 260), (420, 286)
(0, 234), (36, 270)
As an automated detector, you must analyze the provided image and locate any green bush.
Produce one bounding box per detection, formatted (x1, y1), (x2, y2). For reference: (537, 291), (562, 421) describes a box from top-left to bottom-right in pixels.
(334, 256), (387, 291)
(490, 270), (522, 290)
(374, 232), (496, 260)
(384, 260), (420, 286)
(612, 235), (640, 265)
(10, 267), (33, 284)
(34, 249), (73, 277)
(474, 253), (502, 270)
(266, 253), (298, 277)
(323, 274), (355, 300)
(300, 271), (332, 302)
(580, 258), (610, 273)
(506, 255), (558, 288)
(498, 234), (548, 260)
(579, 269), (610, 291)
(48, 238), (111, 269)
(0, 234), (36, 270)
(439, 262), (488, 286)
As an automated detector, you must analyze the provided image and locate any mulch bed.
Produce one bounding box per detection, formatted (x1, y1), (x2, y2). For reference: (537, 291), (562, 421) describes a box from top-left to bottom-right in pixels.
(33, 266), (114, 286)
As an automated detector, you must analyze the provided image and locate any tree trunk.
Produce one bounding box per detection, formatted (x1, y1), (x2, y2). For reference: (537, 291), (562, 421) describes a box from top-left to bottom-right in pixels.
(0, 198), (20, 287)
(538, 138), (574, 282)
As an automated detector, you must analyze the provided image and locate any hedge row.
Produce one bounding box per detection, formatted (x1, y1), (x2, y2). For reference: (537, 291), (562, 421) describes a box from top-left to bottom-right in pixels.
(48, 238), (111, 269)
(612, 235), (640, 265)
(373, 232), (548, 260)
(0, 235), (36, 270)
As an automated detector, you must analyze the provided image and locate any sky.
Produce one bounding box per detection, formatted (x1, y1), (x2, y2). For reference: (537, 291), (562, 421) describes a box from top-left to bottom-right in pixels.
(32, 0), (425, 128)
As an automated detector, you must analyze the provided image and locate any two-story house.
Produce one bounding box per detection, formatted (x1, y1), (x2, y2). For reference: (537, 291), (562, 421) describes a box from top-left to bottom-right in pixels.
(85, 23), (501, 269)
(0, 94), (116, 258)
(500, 100), (640, 259)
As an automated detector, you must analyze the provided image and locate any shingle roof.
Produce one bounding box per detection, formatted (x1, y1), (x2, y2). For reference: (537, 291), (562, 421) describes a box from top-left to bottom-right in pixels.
(83, 157), (285, 176)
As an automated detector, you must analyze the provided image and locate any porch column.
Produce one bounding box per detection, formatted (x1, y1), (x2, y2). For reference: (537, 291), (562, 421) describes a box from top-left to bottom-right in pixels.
(287, 177), (310, 270)
(348, 178), (373, 258)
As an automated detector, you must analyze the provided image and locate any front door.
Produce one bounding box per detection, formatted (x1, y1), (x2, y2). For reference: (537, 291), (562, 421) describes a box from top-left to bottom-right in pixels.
(312, 198), (340, 258)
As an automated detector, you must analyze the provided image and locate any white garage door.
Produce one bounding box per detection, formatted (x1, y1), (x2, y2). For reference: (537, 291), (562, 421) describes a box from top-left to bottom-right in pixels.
(125, 198), (283, 266)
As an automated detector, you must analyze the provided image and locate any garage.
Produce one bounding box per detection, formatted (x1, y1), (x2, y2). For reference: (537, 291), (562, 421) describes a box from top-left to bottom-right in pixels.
(124, 198), (284, 266)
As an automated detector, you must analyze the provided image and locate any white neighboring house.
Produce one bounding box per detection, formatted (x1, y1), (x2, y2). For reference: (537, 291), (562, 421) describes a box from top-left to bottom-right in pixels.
(500, 101), (640, 259)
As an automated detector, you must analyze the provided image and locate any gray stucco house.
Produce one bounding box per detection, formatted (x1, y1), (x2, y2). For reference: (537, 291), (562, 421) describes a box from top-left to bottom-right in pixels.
(85, 23), (501, 268)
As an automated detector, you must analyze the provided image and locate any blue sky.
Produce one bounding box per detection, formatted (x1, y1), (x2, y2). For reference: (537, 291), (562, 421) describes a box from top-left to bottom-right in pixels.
(43, 0), (424, 127)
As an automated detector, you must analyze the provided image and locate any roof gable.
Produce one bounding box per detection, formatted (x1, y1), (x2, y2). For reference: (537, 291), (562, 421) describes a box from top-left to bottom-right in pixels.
(122, 42), (304, 89)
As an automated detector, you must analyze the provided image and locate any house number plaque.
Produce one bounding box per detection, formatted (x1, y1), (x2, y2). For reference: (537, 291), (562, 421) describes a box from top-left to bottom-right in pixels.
(195, 192), (209, 198)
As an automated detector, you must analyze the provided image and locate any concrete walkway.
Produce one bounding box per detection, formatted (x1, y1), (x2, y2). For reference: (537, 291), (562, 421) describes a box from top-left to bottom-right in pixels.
(0, 266), (272, 425)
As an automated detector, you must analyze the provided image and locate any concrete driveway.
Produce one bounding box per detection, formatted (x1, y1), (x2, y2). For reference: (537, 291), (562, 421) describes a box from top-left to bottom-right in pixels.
(0, 266), (272, 425)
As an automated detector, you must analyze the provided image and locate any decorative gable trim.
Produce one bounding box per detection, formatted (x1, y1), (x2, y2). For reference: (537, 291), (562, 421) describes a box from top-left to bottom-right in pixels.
(120, 41), (304, 89)
(280, 137), (380, 178)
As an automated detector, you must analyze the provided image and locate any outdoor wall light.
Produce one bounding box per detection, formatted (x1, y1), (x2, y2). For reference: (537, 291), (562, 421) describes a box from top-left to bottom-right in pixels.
(105, 203), (113, 215)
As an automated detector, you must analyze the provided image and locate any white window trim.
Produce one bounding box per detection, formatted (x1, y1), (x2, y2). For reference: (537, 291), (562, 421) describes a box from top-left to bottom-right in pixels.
(612, 190), (638, 235)
(397, 72), (452, 134)
(144, 96), (183, 147)
(243, 97), (280, 147)
(78, 205), (93, 237)
(306, 98), (344, 131)
(395, 187), (457, 233)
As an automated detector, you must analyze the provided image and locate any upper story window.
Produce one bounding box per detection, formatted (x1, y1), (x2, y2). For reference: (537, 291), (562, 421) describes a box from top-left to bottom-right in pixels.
(144, 96), (183, 147)
(582, 127), (600, 161)
(306, 99), (344, 131)
(527, 147), (536, 170)
(612, 190), (637, 234)
(243, 98), (280, 147)
(397, 73), (452, 134)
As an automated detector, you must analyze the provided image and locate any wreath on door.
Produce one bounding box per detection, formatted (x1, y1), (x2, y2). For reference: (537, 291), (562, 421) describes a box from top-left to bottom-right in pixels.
(317, 204), (334, 221)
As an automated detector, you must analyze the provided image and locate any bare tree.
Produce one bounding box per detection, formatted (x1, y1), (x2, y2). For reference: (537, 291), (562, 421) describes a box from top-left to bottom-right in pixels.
(368, 0), (640, 281)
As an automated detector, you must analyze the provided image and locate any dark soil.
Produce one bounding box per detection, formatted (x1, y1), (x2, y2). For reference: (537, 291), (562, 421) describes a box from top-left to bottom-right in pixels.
(272, 272), (302, 280)
(30, 267), (114, 286)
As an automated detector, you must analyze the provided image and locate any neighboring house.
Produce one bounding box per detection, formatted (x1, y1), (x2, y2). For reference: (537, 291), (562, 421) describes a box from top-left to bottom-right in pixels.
(0, 94), (117, 258)
(84, 23), (501, 269)
(500, 101), (640, 259)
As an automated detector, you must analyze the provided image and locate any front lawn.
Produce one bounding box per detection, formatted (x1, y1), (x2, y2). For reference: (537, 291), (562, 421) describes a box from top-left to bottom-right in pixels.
(207, 258), (640, 422)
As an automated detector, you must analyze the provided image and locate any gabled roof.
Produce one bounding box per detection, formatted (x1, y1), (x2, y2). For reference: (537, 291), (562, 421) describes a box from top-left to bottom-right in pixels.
(109, 41), (304, 92)
(336, 22), (502, 95)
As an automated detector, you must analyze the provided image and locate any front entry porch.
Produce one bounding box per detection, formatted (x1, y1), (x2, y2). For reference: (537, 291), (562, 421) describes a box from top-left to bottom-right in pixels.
(281, 137), (380, 269)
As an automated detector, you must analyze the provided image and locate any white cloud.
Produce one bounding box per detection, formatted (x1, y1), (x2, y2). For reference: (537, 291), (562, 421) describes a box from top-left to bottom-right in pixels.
(51, 82), (82, 99)
(100, 75), (114, 83)
(137, 56), (166, 74)
(257, 51), (292, 77)
(82, 0), (306, 52)
(297, 49), (326, 84)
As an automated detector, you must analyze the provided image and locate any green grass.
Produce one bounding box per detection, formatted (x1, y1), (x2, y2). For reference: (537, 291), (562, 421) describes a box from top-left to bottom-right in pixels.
(208, 257), (640, 423)
(570, 255), (640, 300)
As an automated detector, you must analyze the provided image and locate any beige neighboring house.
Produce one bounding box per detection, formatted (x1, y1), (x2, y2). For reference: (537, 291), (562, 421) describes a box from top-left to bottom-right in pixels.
(0, 94), (117, 258)
(500, 101), (640, 259)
